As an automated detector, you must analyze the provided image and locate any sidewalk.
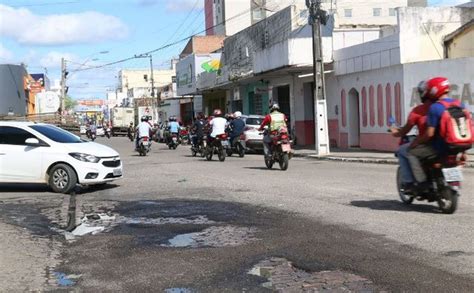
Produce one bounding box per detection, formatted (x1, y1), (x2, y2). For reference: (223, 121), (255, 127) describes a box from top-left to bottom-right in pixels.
(293, 147), (474, 168)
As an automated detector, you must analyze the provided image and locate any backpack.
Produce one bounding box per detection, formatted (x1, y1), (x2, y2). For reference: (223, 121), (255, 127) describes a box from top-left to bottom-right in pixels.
(438, 99), (473, 151)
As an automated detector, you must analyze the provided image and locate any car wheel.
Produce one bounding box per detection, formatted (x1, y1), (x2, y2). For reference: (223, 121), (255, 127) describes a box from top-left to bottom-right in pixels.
(49, 163), (77, 194)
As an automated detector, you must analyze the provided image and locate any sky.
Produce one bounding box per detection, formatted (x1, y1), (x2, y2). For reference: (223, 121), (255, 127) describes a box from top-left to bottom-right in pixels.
(0, 0), (470, 100)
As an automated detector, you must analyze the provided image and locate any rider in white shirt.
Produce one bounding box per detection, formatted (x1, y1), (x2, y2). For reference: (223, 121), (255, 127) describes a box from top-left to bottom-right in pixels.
(136, 116), (152, 149)
(209, 109), (227, 138)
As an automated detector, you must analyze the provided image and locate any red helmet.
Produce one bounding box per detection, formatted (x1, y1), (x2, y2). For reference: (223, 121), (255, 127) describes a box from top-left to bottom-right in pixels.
(213, 109), (222, 116)
(426, 77), (450, 100)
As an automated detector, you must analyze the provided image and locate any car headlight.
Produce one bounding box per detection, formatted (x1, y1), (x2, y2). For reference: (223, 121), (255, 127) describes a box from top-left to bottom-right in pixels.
(69, 153), (100, 163)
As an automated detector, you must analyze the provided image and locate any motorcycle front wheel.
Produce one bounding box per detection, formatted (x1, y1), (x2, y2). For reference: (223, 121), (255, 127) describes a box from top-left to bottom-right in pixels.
(265, 156), (274, 169)
(206, 147), (213, 161)
(279, 153), (289, 171)
(396, 167), (414, 204)
(438, 187), (458, 214)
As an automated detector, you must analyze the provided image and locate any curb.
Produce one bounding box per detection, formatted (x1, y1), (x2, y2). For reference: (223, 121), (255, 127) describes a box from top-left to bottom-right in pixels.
(293, 153), (474, 168)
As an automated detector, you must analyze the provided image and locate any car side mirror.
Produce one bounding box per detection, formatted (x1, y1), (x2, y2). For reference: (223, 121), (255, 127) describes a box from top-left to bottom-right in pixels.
(25, 138), (41, 146)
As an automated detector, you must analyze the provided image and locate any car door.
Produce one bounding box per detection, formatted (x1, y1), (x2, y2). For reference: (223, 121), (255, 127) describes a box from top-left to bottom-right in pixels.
(0, 126), (44, 182)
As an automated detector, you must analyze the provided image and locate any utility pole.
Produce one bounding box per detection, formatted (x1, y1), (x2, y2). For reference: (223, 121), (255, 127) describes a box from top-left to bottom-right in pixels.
(306, 0), (330, 155)
(60, 57), (66, 123)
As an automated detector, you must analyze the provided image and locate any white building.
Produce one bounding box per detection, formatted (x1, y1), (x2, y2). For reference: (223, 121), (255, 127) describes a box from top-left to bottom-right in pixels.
(327, 6), (474, 151)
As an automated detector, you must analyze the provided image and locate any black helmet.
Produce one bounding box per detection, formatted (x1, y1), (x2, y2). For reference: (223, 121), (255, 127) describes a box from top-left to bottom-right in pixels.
(141, 115), (148, 122)
(417, 80), (428, 103)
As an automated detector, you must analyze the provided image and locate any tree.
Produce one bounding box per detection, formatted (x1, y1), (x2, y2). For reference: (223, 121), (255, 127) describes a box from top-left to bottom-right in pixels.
(64, 95), (77, 110)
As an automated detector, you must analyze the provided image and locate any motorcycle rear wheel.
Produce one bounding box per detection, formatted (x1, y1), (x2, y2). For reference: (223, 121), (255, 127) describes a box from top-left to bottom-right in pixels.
(226, 149), (233, 157)
(191, 149), (197, 157)
(438, 187), (458, 214)
(238, 143), (245, 158)
(218, 147), (226, 162)
(396, 167), (414, 204)
(279, 153), (289, 171)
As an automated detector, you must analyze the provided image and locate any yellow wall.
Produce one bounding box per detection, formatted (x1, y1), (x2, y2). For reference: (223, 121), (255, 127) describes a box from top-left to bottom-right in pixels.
(447, 27), (474, 58)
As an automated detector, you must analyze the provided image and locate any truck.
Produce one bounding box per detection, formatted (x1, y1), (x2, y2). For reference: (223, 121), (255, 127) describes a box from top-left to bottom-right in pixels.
(110, 107), (135, 136)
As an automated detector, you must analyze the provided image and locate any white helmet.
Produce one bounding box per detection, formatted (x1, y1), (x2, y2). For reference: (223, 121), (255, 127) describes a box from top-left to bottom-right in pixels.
(234, 111), (242, 118)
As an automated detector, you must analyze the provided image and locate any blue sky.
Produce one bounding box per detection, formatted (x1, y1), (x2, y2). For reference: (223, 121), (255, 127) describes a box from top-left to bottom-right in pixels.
(0, 0), (469, 99)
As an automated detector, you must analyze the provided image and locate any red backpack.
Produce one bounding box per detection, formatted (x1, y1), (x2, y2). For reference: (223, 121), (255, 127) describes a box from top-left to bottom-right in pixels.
(438, 99), (473, 151)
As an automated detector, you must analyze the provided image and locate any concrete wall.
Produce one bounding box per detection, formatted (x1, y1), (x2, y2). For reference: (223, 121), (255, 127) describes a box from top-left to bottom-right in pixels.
(398, 7), (474, 63)
(0, 64), (28, 116)
(119, 69), (174, 95)
(326, 64), (404, 150)
(445, 25), (474, 58)
(403, 57), (474, 116)
(177, 53), (222, 95)
(334, 34), (401, 76)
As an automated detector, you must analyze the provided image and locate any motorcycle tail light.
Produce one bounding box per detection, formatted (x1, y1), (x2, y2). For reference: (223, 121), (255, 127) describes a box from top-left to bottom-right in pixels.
(281, 134), (288, 140)
(448, 181), (461, 187)
(142, 137), (148, 141)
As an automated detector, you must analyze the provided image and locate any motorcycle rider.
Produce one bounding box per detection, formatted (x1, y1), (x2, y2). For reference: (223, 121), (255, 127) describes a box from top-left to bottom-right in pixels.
(408, 77), (466, 185)
(168, 116), (180, 144)
(90, 123), (97, 139)
(228, 111), (246, 146)
(390, 81), (432, 191)
(191, 113), (205, 148)
(208, 109), (227, 142)
(259, 103), (288, 158)
(136, 116), (153, 150)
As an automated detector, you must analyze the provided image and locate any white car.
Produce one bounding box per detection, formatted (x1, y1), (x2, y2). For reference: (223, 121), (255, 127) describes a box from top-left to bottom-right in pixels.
(0, 121), (123, 194)
(242, 115), (265, 151)
(96, 126), (105, 137)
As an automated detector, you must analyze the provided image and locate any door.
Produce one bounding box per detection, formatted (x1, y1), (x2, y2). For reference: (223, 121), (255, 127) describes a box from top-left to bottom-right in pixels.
(0, 126), (44, 182)
(248, 91), (255, 114)
(348, 89), (360, 147)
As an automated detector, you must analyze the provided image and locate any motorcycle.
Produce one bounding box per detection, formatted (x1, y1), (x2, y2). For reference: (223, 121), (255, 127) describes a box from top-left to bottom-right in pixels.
(127, 127), (134, 142)
(225, 134), (246, 158)
(105, 128), (111, 139)
(263, 126), (292, 171)
(90, 131), (97, 142)
(395, 140), (464, 214)
(191, 135), (207, 157)
(168, 133), (179, 150)
(205, 133), (227, 162)
(137, 136), (151, 156)
(180, 127), (190, 145)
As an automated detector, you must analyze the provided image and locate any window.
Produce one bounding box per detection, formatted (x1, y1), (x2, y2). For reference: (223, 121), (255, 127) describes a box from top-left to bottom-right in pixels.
(344, 9), (352, 17)
(0, 126), (36, 145)
(244, 117), (263, 126)
(389, 8), (396, 16)
(29, 125), (82, 143)
(373, 8), (381, 17)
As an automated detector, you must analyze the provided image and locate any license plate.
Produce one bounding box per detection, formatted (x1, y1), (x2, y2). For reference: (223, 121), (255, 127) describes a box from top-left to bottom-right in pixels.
(281, 144), (291, 152)
(442, 167), (463, 182)
(113, 168), (122, 176)
(222, 141), (229, 146)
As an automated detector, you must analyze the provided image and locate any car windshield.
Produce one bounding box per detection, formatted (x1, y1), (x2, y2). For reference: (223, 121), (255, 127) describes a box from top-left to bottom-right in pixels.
(245, 117), (263, 126)
(30, 125), (83, 143)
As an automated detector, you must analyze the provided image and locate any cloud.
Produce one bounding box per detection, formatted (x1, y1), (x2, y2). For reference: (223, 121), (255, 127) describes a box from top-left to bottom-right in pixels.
(39, 51), (79, 68)
(0, 44), (13, 61)
(138, 0), (203, 12)
(429, 0), (470, 6)
(0, 4), (129, 45)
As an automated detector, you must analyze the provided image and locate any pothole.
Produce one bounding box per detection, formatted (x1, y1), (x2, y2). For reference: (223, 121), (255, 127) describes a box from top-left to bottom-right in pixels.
(162, 226), (259, 248)
(248, 258), (378, 291)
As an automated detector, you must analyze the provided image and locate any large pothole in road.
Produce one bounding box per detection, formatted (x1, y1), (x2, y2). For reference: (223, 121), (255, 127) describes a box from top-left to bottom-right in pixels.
(249, 257), (378, 291)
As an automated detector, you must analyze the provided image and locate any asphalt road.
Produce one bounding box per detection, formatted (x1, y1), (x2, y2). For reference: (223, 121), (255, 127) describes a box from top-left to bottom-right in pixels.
(0, 136), (473, 292)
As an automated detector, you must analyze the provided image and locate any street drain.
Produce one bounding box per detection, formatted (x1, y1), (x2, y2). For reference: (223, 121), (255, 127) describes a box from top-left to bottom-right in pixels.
(162, 226), (258, 248)
(248, 258), (378, 291)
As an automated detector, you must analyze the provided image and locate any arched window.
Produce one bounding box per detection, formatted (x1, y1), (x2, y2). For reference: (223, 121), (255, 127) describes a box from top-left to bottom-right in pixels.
(369, 85), (375, 127)
(385, 83), (392, 126)
(341, 89), (347, 127)
(361, 87), (367, 127)
(377, 84), (384, 127)
(395, 82), (402, 125)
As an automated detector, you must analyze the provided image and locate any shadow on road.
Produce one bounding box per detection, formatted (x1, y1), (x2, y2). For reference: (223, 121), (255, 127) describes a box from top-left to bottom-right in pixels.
(0, 183), (119, 195)
(243, 167), (280, 171)
(350, 200), (441, 214)
(0, 183), (52, 193)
